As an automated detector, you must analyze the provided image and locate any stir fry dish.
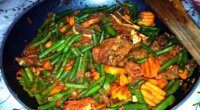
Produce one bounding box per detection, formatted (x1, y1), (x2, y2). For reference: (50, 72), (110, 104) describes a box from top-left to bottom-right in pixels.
(16, 2), (197, 110)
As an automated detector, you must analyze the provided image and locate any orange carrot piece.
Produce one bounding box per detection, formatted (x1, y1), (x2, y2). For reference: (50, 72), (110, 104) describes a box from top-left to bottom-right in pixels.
(42, 60), (52, 70)
(92, 71), (100, 80)
(69, 16), (75, 26)
(124, 14), (131, 20)
(157, 79), (168, 89)
(59, 25), (66, 33)
(148, 79), (159, 86)
(45, 41), (52, 48)
(49, 85), (65, 96)
(81, 17), (101, 28)
(179, 69), (188, 80)
(138, 11), (155, 26)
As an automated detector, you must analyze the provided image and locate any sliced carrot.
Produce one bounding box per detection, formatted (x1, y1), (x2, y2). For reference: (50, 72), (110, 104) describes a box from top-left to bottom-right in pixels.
(141, 84), (164, 101)
(138, 11), (155, 26)
(42, 60), (52, 70)
(145, 82), (166, 96)
(148, 79), (158, 86)
(45, 41), (52, 48)
(124, 14), (131, 20)
(143, 97), (156, 107)
(157, 79), (168, 89)
(69, 16), (75, 26)
(179, 69), (188, 80)
(81, 17), (101, 28)
(91, 71), (100, 80)
(59, 25), (66, 33)
(49, 85), (65, 96)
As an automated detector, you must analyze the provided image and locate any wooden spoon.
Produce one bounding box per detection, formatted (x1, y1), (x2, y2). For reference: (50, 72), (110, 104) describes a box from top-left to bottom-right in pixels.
(145, 0), (200, 65)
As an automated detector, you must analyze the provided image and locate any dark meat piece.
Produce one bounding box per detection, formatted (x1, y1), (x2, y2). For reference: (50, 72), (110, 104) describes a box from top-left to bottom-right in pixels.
(92, 37), (133, 66)
(63, 98), (96, 110)
(157, 65), (179, 80)
(157, 54), (173, 65)
(125, 62), (144, 77)
(129, 46), (148, 60)
(74, 24), (95, 35)
(150, 33), (169, 51)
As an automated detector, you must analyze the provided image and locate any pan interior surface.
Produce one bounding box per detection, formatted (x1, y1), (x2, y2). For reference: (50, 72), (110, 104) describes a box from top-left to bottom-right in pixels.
(2, 0), (200, 109)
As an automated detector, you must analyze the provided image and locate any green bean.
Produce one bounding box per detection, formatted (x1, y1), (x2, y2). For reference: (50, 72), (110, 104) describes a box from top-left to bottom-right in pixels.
(85, 84), (102, 97)
(128, 80), (145, 103)
(21, 73), (31, 88)
(156, 46), (173, 55)
(136, 57), (148, 64)
(22, 85), (34, 97)
(58, 31), (65, 39)
(92, 34), (98, 46)
(140, 26), (160, 36)
(51, 55), (61, 65)
(180, 50), (188, 69)
(68, 57), (80, 80)
(48, 88), (74, 101)
(99, 31), (105, 43)
(63, 34), (82, 53)
(35, 94), (45, 105)
(188, 68), (195, 77)
(57, 34), (74, 52)
(104, 74), (118, 84)
(79, 52), (88, 75)
(166, 79), (181, 96)
(155, 95), (175, 110)
(64, 83), (87, 89)
(141, 42), (158, 57)
(33, 32), (52, 47)
(38, 39), (65, 58)
(56, 94), (70, 108)
(31, 76), (39, 92)
(164, 79), (175, 92)
(100, 64), (106, 76)
(123, 104), (149, 110)
(81, 45), (93, 53)
(78, 76), (105, 97)
(38, 78), (46, 91)
(160, 55), (178, 73)
(41, 70), (51, 77)
(24, 67), (33, 82)
(94, 63), (101, 73)
(71, 47), (81, 57)
(39, 44), (44, 52)
(38, 101), (56, 110)
(58, 71), (69, 81)
(43, 52), (61, 61)
(42, 83), (56, 95)
(132, 18), (141, 23)
(106, 26), (116, 36)
(165, 38), (180, 47)
(104, 22), (112, 27)
(55, 51), (72, 79)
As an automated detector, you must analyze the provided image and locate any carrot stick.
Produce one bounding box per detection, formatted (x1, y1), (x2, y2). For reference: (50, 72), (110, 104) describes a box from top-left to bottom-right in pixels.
(179, 69), (188, 80)
(49, 85), (65, 96)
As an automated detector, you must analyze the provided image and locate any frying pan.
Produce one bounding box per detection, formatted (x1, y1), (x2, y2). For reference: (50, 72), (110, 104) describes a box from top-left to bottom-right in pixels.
(0, 0), (200, 109)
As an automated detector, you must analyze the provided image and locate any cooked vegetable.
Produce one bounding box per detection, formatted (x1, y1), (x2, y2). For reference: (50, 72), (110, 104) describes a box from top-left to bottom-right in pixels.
(15, 2), (197, 109)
